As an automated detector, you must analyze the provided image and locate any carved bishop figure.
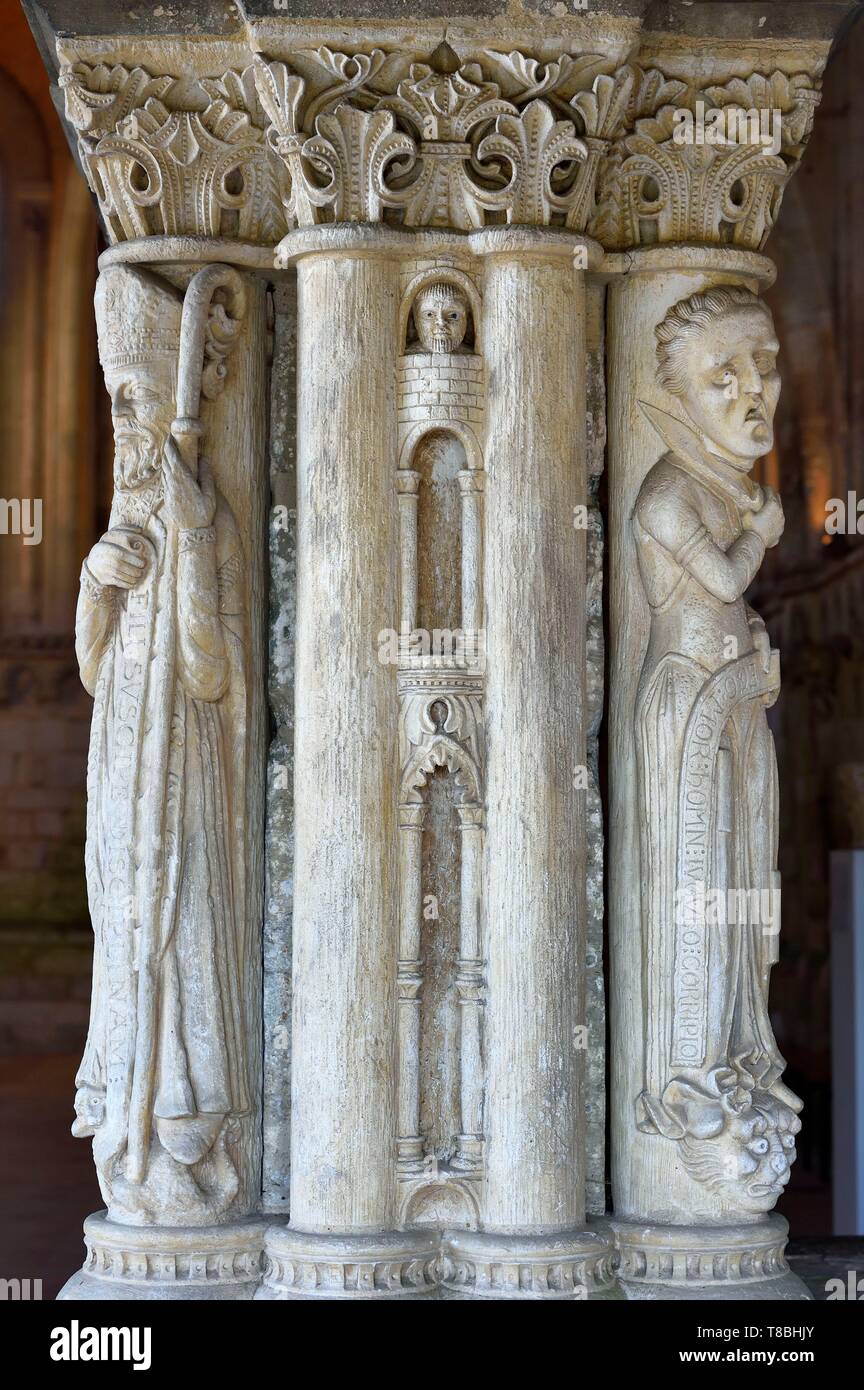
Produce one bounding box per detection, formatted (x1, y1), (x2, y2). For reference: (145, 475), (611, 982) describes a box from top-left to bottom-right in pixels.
(73, 264), (250, 1226)
(634, 287), (801, 1215)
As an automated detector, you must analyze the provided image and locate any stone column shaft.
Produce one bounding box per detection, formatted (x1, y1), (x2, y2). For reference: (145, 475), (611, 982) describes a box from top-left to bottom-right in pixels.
(397, 469), (420, 633)
(605, 248), (809, 1300)
(260, 233), (437, 1300)
(397, 812), (424, 1169)
(289, 250), (400, 1234)
(455, 809), (484, 1163)
(481, 238), (585, 1233)
(457, 468), (484, 636)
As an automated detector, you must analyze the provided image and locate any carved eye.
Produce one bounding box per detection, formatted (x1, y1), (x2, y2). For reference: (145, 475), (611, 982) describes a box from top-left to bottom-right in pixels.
(781, 1132), (796, 1149)
(747, 1137), (769, 1156)
(754, 353), (777, 375)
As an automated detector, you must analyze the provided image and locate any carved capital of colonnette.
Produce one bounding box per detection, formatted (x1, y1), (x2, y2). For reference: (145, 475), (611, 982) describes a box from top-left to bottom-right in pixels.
(59, 47), (823, 253)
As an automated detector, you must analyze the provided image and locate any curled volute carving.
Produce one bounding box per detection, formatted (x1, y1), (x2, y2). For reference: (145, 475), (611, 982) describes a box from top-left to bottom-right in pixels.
(60, 48), (822, 246)
(633, 288), (802, 1215)
(73, 264), (251, 1226)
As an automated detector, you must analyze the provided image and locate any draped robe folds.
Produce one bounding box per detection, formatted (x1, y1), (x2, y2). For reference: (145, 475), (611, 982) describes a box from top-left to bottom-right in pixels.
(73, 477), (248, 1226)
(632, 447), (801, 1166)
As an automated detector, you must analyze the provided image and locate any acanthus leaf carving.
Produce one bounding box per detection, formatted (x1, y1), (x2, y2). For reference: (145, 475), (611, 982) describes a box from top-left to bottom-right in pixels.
(481, 47), (610, 110)
(300, 45), (388, 129)
(300, 104), (417, 223)
(59, 61), (174, 136)
(60, 51), (823, 248)
(591, 68), (821, 250)
(472, 99), (589, 227)
(62, 61), (290, 243)
(377, 62), (514, 229)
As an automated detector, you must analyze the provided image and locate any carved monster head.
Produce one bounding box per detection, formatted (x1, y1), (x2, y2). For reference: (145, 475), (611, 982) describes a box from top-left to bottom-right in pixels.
(680, 1084), (800, 1217)
(655, 287), (780, 468)
(412, 281), (469, 354)
(95, 266), (182, 493)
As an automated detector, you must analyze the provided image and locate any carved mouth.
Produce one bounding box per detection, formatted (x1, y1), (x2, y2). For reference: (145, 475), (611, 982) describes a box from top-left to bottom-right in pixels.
(747, 1177), (786, 1196)
(745, 406), (767, 425)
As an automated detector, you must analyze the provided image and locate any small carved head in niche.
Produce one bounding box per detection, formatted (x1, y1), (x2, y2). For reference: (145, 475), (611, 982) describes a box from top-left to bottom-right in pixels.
(411, 281), (470, 355)
(655, 287), (780, 468)
(95, 266), (182, 493)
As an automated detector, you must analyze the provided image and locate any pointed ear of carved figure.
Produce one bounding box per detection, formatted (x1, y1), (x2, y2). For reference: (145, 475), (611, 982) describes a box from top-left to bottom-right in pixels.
(171, 264), (247, 475)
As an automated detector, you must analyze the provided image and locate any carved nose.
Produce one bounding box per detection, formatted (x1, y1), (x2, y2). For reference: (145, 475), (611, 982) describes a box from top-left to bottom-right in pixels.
(772, 1151), (790, 1175)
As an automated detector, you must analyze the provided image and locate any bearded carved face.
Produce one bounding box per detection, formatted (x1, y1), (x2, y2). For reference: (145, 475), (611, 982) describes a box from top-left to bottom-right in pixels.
(105, 357), (176, 493)
(669, 305), (780, 467)
(413, 283), (469, 354)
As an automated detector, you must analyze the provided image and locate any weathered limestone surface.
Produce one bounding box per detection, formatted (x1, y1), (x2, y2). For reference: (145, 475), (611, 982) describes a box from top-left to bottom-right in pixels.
(21, 0), (857, 1301)
(605, 257), (810, 1298)
(262, 277), (296, 1216)
(61, 258), (268, 1299)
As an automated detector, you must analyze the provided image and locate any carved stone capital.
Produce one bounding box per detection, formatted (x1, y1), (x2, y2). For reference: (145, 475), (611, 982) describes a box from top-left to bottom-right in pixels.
(60, 61), (290, 244)
(591, 69), (822, 251)
(59, 43), (825, 253)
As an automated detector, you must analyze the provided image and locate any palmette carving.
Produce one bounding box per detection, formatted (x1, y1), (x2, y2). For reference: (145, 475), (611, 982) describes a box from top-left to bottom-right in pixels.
(61, 63), (290, 244)
(592, 71), (820, 250)
(60, 49), (822, 245)
(633, 288), (801, 1215)
(73, 264), (251, 1227)
(379, 62), (513, 229)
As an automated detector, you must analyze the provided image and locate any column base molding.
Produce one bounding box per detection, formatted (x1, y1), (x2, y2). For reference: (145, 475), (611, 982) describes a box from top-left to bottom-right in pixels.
(440, 1228), (619, 1301)
(604, 1214), (812, 1301)
(256, 1225), (440, 1300)
(57, 1212), (267, 1301)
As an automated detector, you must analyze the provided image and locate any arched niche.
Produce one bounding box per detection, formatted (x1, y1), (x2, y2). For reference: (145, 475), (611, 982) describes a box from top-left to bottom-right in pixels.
(408, 429), (467, 636)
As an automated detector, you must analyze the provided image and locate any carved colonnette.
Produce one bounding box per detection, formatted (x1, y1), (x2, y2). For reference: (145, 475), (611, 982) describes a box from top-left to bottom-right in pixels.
(605, 254), (811, 1299)
(36, 0), (847, 1301)
(59, 248), (269, 1299)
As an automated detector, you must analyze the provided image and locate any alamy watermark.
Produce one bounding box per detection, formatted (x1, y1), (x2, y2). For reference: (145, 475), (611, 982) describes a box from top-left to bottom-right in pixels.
(675, 880), (781, 935)
(0, 497), (41, 546)
(0, 1276), (42, 1300)
(377, 623), (486, 670)
(672, 101), (783, 157)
